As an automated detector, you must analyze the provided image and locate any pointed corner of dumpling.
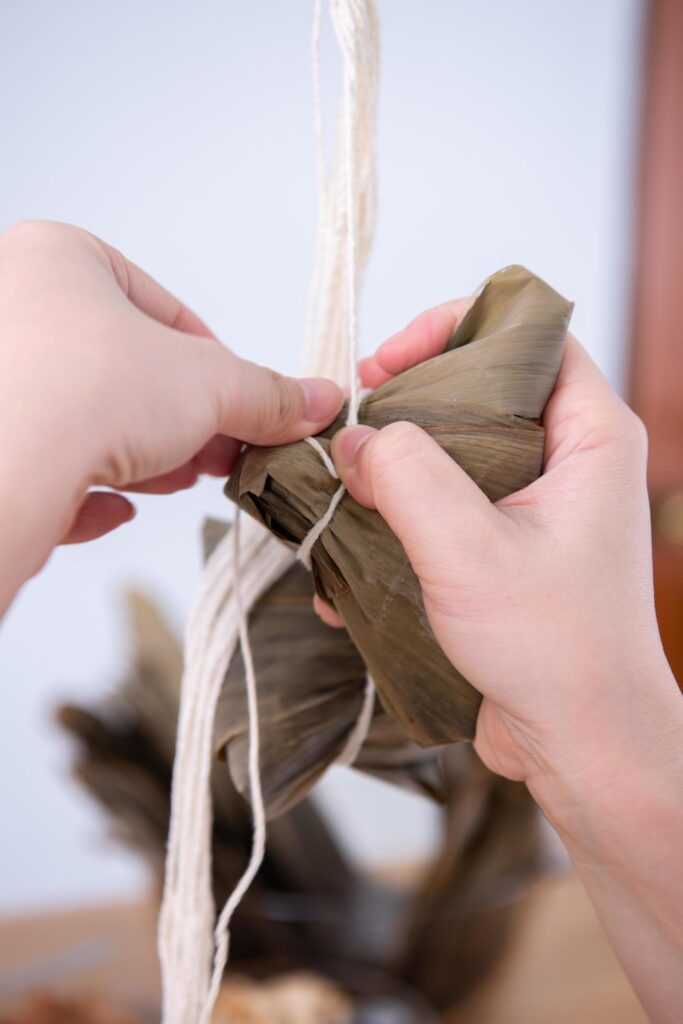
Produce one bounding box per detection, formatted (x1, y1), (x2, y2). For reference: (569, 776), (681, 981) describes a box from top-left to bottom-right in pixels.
(447, 264), (573, 418)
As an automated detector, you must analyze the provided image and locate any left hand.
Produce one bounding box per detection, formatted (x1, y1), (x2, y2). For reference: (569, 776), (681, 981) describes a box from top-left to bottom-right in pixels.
(0, 220), (343, 611)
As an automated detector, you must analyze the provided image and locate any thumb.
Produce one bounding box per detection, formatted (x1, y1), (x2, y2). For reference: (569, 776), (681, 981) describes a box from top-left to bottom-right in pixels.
(331, 421), (500, 573)
(213, 348), (344, 445)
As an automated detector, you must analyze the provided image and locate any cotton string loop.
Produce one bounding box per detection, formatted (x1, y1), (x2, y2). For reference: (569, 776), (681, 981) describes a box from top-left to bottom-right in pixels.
(158, 3), (379, 1022)
(298, 437), (377, 769)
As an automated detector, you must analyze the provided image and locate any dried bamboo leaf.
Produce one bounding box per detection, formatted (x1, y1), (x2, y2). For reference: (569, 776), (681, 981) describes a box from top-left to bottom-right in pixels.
(353, 710), (445, 802)
(396, 746), (544, 1009)
(57, 590), (548, 1010)
(57, 594), (355, 928)
(215, 557), (444, 818)
(227, 266), (572, 747)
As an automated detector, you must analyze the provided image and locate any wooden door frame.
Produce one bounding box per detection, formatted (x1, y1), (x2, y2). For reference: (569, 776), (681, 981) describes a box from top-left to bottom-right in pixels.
(629, 0), (683, 678)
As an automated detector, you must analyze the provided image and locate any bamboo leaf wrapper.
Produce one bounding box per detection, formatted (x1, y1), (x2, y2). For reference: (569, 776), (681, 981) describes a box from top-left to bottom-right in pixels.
(225, 266), (572, 755)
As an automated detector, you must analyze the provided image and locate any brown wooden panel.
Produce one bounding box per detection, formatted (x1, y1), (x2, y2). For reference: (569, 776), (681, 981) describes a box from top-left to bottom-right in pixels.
(630, 0), (683, 682)
(0, 879), (645, 1023)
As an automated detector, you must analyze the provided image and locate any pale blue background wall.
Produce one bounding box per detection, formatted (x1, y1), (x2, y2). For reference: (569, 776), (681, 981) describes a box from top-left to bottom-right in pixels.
(0, 0), (644, 913)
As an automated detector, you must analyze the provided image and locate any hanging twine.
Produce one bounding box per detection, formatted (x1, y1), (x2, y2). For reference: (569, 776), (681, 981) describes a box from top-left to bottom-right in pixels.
(158, 3), (379, 1022)
(302, 0), (380, 392)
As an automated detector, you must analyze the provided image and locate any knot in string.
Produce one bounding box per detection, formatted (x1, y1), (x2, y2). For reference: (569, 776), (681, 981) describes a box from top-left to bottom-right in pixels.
(297, 385), (371, 570)
(298, 438), (346, 571)
(298, 432), (376, 770)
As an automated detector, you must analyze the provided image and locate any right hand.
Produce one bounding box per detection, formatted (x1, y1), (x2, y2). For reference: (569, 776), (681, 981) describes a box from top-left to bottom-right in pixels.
(329, 302), (682, 833)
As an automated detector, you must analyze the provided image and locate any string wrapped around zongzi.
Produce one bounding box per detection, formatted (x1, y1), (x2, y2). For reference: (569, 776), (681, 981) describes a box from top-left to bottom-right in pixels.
(226, 266), (572, 749)
(214, 551), (445, 818)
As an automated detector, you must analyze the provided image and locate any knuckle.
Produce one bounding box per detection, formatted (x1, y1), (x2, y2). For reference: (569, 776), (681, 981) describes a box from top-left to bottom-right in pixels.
(1, 220), (47, 253)
(1, 219), (72, 247)
(271, 372), (300, 426)
(424, 301), (459, 345)
(412, 308), (441, 347)
(612, 404), (648, 465)
(2, 219), (52, 243)
(626, 409), (648, 458)
(257, 371), (302, 436)
(378, 420), (425, 455)
(0, 221), (95, 264)
(365, 421), (426, 486)
(106, 244), (130, 293)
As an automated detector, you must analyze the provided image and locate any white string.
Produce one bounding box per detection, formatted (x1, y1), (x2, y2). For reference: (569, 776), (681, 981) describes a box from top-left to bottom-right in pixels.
(301, 0), (329, 377)
(304, 435), (339, 479)
(199, 511), (268, 1023)
(158, 4), (380, 1021)
(337, 674), (376, 766)
(301, 0), (380, 386)
(298, 387), (372, 572)
(158, 519), (294, 1024)
(297, 482), (346, 571)
(298, 437), (376, 758)
(335, 0), (361, 421)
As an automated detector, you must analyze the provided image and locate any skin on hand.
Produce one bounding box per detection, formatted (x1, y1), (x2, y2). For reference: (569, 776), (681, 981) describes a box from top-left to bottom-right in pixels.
(328, 299), (683, 1022)
(0, 220), (343, 610)
(330, 303), (680, 803)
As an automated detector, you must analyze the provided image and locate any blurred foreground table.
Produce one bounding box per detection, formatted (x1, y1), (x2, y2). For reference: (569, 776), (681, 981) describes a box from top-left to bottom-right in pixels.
(0, 872), (646, 1023)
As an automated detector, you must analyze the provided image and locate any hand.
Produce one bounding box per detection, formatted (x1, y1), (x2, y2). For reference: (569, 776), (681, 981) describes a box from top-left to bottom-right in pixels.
(329, 299), (683, 1020)
(331, 301), (679, 800)
(0, 220), (342, 610)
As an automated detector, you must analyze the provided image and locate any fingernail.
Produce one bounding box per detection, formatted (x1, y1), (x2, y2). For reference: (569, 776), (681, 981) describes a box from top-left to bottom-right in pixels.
(332, 425), (377, 471)
(299, 377), (344, 423)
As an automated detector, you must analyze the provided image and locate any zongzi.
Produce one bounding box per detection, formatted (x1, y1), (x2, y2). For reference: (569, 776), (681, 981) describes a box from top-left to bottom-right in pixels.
(215, 554), (444, 819)
(57, 591), (548, 1014)
(227, 266), (572, 748)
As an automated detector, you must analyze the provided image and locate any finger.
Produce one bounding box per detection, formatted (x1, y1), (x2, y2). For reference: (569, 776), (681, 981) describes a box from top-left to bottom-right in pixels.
(331, 421), (500, 573)
(62, 492), (135, 544)
(194, 435), (243, 476)
(330, 425), (378, 506)
(101, 242), (215, 338)
(313, 594), (345, 628)
(361, 297), (472, 385)
(359, 356), (393, 389)
(100, 237), (345, 446)
(120, 437), (243, 494)
(550, 335), (615, 410)
(213, 354), (344, 445)
(542, 334), (633, 467)
(122, 463), (200, 495)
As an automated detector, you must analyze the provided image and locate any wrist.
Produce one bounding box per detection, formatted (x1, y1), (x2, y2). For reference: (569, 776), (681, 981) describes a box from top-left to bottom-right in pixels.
(527, 663), (683, 870)
(0, 409), (87, 614)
